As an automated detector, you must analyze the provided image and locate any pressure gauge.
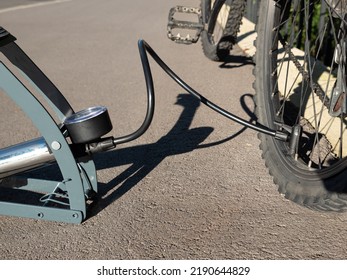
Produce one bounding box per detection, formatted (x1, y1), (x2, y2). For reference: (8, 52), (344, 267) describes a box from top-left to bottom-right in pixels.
(63, 106), (113, 144)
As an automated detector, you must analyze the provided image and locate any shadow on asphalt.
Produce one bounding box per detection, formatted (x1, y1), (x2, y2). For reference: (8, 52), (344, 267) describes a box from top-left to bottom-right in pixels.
(89, 92), (257, 218)
(218, 54), (254, 69)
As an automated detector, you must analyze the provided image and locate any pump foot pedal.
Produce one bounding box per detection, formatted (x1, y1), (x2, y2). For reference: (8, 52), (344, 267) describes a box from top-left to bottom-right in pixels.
(167, 6), (204, 44)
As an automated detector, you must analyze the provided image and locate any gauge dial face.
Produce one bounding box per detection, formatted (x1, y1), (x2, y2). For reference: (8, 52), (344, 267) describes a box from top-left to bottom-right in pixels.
(64, 106), (107, 124)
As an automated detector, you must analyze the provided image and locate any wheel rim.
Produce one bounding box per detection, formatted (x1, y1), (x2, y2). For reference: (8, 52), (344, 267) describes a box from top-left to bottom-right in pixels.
(265, 0), (347, 179)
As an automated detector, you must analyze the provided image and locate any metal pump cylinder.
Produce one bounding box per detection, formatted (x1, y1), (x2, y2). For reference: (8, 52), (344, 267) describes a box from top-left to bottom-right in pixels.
(0, 137), (56, 179)
(0, 106), (114, 180)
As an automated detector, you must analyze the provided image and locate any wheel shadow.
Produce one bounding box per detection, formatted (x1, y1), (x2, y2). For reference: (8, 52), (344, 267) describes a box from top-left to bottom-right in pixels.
(88, 93), (257, 218)
(218, 53), (254, 69)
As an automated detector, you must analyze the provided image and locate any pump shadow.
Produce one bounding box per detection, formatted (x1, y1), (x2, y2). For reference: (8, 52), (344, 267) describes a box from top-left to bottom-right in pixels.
(89, 93), (210, 216)
(88, 93), (257, 218)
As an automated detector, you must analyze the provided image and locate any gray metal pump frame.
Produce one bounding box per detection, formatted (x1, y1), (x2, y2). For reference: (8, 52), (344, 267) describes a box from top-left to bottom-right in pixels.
(0, 28), (97, 224)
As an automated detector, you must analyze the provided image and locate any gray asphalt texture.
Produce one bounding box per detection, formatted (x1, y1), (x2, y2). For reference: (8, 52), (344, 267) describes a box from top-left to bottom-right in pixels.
(1, 0), (347, 259)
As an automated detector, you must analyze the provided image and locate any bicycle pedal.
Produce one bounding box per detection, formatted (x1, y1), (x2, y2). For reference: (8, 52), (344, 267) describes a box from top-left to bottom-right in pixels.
(167, 6), (203, 44)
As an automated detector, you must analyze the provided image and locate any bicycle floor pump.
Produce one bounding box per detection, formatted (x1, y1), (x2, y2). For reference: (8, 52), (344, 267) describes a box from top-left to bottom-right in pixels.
(0, 27), (117, 223)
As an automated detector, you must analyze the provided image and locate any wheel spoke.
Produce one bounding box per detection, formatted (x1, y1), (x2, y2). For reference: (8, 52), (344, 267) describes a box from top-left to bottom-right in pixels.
(270, 0), (347, 168)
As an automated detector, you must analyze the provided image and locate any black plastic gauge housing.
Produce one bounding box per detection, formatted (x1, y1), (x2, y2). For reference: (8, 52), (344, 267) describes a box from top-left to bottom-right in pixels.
(63, 106), (113, 144)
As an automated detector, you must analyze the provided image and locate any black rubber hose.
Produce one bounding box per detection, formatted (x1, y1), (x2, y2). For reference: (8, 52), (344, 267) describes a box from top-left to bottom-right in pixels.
(112, 39), (287, 146)
(112, 40), (155, 145)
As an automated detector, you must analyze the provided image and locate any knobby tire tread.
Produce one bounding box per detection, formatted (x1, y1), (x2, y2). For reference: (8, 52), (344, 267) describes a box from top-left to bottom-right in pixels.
(201, 0), (246, 61)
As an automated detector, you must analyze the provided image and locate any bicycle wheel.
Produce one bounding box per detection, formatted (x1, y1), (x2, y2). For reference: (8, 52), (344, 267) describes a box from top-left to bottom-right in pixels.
(254, 0), (347, 211)
(201, 0), (246, 61)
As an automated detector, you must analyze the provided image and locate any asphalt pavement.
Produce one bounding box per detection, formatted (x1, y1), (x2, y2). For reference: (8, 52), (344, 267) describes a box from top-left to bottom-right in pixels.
(1, 0), (347, 260)
(0, 0), (56, 10)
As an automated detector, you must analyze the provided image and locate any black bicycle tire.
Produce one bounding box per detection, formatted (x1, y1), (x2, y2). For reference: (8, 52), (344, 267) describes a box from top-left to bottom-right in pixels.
(201, 0), (246, 61)
(253, 0), (347, 211)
